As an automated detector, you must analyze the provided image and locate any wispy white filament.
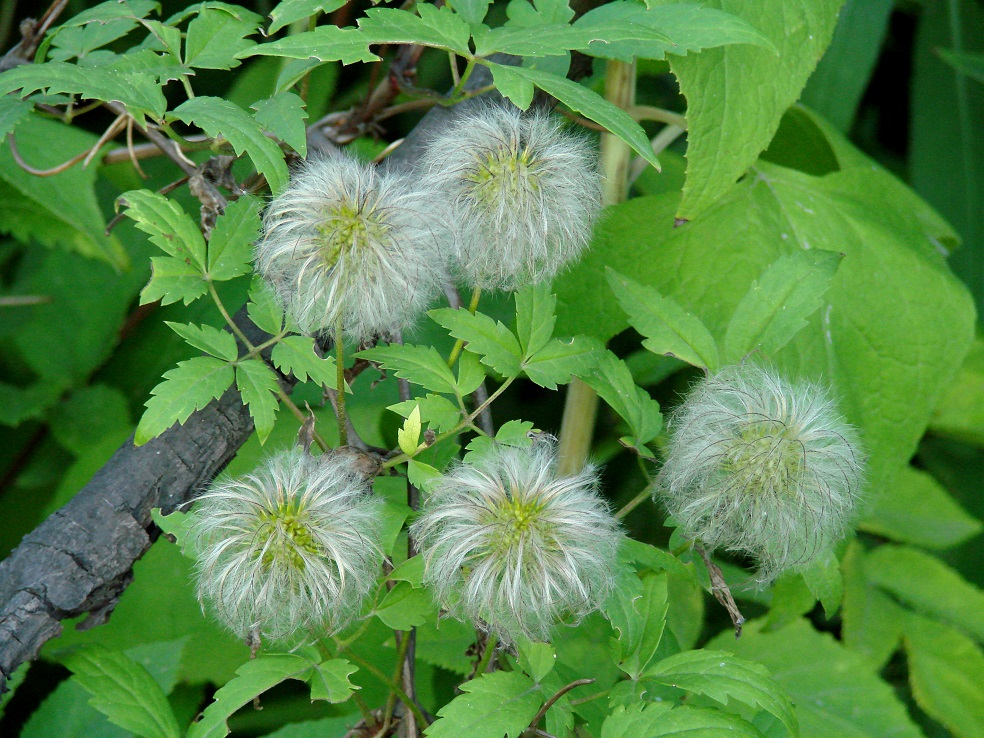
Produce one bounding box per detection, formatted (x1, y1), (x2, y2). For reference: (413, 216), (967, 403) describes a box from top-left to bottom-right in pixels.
(412, 440), (621, 644)
(419, 103), (601, 290)
(656, 365), (865, 581)
(189, 448), (384, 642)
(256, 153), (449, 341)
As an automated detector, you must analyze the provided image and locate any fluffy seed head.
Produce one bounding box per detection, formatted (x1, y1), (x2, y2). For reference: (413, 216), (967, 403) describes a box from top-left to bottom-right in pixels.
(419, 103), (601, 290)
(256, 153), (448, 341)
(411, 439), (621, 644)
(189, 448), (384, 642)
(656, 365), (865, 582)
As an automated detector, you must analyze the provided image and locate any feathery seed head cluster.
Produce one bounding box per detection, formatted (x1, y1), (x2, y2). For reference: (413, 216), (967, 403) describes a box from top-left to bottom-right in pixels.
(256, 153), (448, 341)
(656, 365), (865, 582)
(189, 448), (384, 643)
(419, 104), (601, 290)
(411, 440), (621, 644)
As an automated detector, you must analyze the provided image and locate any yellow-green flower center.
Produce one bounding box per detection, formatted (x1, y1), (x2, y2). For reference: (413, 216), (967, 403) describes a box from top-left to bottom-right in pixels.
(466, 145), (540, 206)
(315, 199), (390, 271)
(721, 422), (803, 497)
(492, 494), (544, 549)
(256, 505), (324, 571)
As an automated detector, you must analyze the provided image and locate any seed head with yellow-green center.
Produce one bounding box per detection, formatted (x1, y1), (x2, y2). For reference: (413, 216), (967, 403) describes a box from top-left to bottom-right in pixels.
(189, 448), (384, 643)
(411, 439), (621, 644)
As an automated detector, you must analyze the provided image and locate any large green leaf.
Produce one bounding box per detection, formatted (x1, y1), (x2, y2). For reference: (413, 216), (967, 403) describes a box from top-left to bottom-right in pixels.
(252, 91), (308, 156)
(578, 349), (662, 447)
(425, 671), (543, 738)
(514, 282), (556, 357)
(929, 336), (984, 446)
(135, 356), (236, 445)
(603, 570), (668, 679)
(601, 703), (764, 738)
(669, 0), (841, 220)
(865, 544), (984, 643)
(860, 467), (982, 550)
(799, 0), (894, 131)
(644, 650), (797, 736)
(63, 646), (180, 738)
(307, 659), (358, 703)
(120, 189), (207, 268)
(902, 613), (984, 738)
(358, 6), (471, 55)
(0, 117), (125, 266)
(521, 335), (600, 390)
(171, 97), (288, 193)
(722, 248), (842, 363)
(164, 322), (238, 361)
(840, 541), (905, 670)
(557, 155), (975, 504)
(207, 195), (261, 281)
(271, 336), (336, 385)
(706, 619), (924, 737)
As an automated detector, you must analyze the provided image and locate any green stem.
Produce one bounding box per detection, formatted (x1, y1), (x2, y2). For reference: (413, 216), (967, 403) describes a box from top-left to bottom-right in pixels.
(180, 74), (195, 100)
(380, 376), (514, 470)
(474, 633), (498, 675)
(557, 59), (636, 475)
(336, 315), (348, 446)
(383, 631), (414, 727)
(345, 650), (429, 728)
(447, 286), (482, 368)
(450, 56), (477, 99)
(614, 488), (651, 520)
(209, 282), (254, 350)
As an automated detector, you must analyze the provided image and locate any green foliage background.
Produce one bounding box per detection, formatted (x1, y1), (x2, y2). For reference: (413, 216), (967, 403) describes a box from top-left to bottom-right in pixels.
(0, 0), (982, 737)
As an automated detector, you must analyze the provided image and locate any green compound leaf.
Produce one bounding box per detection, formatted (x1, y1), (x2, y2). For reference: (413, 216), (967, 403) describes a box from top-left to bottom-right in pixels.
(0, 61), (166, 126)
(578, 349), (662, 446)
(514, 282), (557, 357)
(358, 343), (459, 395)
(903, 613), (984, 738)
(0, 97), (32, 139)
(522, 335), (601, 390)
(63, 645), (180, 738)
(236, 360), (280, 444)
(456, 350), (486, 396)
(723, 248), (843, 363)
(607, 268), (720, 371)
(390, 395), (462, 433)
(429, 308), (523, 378)
(0, 116), (126, 267)
(840, 541), (905, 670)
(238, 25), (379, 64)
(187, 653), (318, 738)
(184, 4), (262, 70)
(358, 6), (471, 55)
(268, 0), (349, 34)
(706, 619), (925, 738)
(516, 639), (556, 683)
(485, 62), (660, 171)
(271, 336), (335, 385)
(425, 671), (543, 738)
(171, 96), (289, 194)
(375, 581), (436, 630)
(165, 322), (238, 362)
(864, 544), (984, 643)
(861, 466), (982, 550)
(307, 659), (358, 703)
(643, 650), (797, 736)
(604, 569), (668, 680)
(252, 91), (308, 156)
(135, 357), (235, 445)
(207, 195), (261, 281)
(573, 1), (772, 63)
(601, 703), (763, 738)
(142, 256), (208, 306)
(929, 335), (984, 446)
(120, 189), (207, 268)
(247, 277), (286, 335)
(670, 0), (841, 220)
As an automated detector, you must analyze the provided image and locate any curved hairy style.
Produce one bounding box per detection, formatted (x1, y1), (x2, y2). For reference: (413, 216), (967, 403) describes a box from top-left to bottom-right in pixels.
(256, 153), (449, 341)
(412, 440), (621, 644)
(656, 365), (865, 582)
(419, 103), (601, 290)
(189, 448), (384, 643)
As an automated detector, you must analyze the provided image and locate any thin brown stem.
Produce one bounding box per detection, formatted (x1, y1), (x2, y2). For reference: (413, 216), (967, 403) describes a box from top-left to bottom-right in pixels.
(6, 132), (92, 176)
(528, 679), (595, 730)
(695, 545), (745, 638)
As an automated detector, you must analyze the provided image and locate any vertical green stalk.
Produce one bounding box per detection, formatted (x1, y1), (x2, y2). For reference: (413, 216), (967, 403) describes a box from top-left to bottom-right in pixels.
(336, 315), (348, 447)
(557, 60), (636, 476)
(447, 286), (482, 367)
